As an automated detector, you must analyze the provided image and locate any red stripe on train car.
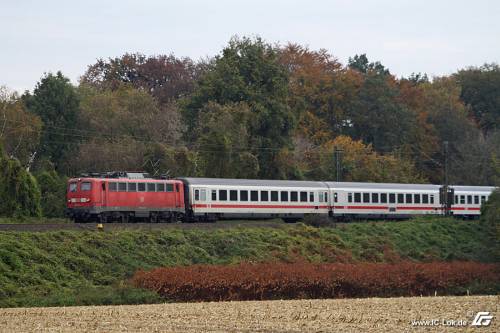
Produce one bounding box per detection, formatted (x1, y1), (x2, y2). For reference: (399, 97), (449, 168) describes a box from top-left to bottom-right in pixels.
(192, 204), (329, 209)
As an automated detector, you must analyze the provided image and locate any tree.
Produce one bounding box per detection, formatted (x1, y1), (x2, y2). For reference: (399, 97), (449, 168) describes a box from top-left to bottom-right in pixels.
(194, 102), (259, 178)
(0, 86), (42, 166)
(23, 72), (80, 172)
(81, 53), (200, 105)
(183, 36), (295, 179)
(456, 63), (500, 133)
(35, 170), (67, 217)
(0, 143), (41, 217)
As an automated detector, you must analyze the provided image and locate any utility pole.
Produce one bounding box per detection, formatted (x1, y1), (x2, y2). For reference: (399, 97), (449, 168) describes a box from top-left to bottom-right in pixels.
(334, 148), (343, 182)
(441, 141), (453, 216)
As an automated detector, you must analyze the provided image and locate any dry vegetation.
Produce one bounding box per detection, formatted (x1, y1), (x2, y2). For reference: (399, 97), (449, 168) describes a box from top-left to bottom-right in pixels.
(133, 261), (499, 301)
(0, 296), (497, 332)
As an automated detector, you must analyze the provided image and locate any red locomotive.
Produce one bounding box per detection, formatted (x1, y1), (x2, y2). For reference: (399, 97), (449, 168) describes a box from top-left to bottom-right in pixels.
(66, 172), (184, 222)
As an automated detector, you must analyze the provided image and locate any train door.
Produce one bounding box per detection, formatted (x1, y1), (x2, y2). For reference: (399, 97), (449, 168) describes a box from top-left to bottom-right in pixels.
(100, 181), (107, 208)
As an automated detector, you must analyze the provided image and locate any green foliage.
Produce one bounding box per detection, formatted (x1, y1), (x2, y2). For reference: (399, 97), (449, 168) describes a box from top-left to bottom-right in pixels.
(35, 170), (67, 217)
(183, 36), (296, 178)
(480, 189), (500, 261)
(0, 143), (42, 217)
(23, 72), (80, 171)
(0, 219), (495, 307)
(456, 63), (500, 132)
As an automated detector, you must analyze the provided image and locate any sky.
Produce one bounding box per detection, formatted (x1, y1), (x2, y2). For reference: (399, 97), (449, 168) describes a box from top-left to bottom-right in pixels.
(1, 0), (499, 93)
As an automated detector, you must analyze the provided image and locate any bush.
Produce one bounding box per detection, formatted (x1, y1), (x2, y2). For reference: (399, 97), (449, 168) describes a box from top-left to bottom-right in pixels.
(0, 143), (41, 217)
(133, 261), (500, 302)
(301, 214), (331, 227)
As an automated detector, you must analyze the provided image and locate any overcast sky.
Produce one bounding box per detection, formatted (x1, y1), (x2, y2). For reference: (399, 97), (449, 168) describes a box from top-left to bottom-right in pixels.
(1, 0), (499, 93)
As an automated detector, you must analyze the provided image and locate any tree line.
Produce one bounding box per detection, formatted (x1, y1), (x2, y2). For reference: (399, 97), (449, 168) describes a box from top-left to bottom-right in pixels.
(1, 36), (499, 217)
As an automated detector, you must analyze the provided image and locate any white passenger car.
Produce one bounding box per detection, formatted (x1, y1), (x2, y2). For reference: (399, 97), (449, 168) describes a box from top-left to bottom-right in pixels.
(179, 178), (330, 221)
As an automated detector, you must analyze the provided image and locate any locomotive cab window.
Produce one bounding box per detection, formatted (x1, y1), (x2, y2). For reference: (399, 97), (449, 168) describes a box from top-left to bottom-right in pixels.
(271, 191), (279, 202)
(81, 182), (92, 191)
(69, 183), (77, 192)
(128, 183), (137, 192)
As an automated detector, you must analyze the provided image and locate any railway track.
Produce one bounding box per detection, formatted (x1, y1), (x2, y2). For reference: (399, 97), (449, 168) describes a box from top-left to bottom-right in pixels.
(0, 220), (293, 232)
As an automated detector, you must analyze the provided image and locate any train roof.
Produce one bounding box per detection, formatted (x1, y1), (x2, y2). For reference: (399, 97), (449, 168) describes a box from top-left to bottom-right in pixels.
(326, 182), (440, 190)
(178, 177), (328, 188)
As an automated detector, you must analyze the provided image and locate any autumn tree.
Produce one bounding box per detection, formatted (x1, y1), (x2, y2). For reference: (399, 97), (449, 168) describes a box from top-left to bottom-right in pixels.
(81, 53), (200, 105)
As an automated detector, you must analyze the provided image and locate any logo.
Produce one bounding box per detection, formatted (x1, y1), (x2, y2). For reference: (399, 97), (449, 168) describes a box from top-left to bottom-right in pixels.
(471, 312), (493, 327)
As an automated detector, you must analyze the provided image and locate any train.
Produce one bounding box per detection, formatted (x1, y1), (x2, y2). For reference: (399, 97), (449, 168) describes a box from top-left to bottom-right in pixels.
(65, 172), (496, 223)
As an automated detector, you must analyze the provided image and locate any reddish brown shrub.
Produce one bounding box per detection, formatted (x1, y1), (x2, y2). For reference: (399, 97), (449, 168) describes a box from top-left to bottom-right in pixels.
(132, 262), (499, 302)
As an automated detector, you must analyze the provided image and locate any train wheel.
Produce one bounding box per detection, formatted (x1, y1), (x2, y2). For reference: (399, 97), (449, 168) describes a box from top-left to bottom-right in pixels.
(99, 214), (108, 223)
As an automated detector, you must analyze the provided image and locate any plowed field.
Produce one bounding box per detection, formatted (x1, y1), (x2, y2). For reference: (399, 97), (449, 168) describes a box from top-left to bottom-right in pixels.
(0, 296), (497, 332)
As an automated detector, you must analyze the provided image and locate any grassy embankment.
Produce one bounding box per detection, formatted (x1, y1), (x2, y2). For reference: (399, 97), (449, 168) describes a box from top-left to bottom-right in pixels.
(0, 217), (497, 307)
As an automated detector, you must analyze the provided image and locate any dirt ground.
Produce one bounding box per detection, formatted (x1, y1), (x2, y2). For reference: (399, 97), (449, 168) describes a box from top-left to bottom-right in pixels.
(0, 296), (498, 332)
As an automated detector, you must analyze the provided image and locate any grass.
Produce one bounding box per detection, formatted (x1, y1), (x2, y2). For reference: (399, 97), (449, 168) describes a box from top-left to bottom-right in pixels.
(0, 217), (497, 307)
(0, 217), (71, 224)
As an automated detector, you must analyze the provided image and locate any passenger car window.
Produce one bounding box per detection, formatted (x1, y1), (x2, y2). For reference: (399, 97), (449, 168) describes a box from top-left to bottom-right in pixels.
(251, 190), (258, 201)
(348, 193), (352, 203)
(212, 190), (217, 201)
(467, 195), (472, 204)
(291, 191), (298, 202)
(240, 190), (248, 201)
(397, 194), (404, 204)
(219, 190), (227, 201)
(354, 193), (361, 203)
(389, 193), (395, 203)
(261, 191), (269, 201)
(230, 190), (238, 201)
(406, 194), (412, 204)
(363, 193), (370, 203)
(309, 192), (314, 202)
(414, 194), (420, 204)
(81, 182), (92, 191)
(423, 194), (429, 204)
(334, 192), (338, 203)
(381, 193), (387, 203)
(281, 191), (288, 202)
(372, 193), (379, 203)
(200, 189), (206, 201)
(474, 195), (479, 205)
(300, 191), (307, 202)
(194, 189), (200, 201)
(271, 191), (278, 202)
